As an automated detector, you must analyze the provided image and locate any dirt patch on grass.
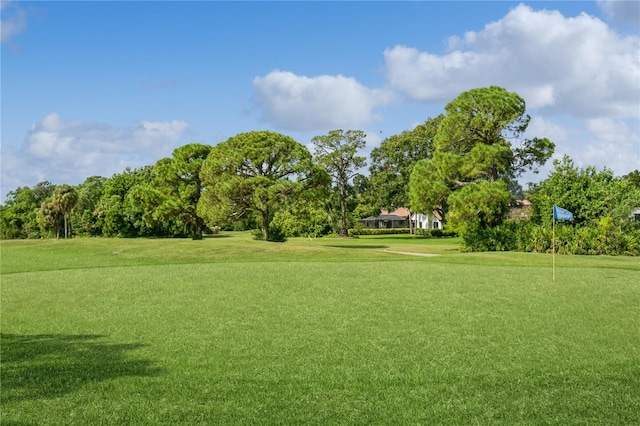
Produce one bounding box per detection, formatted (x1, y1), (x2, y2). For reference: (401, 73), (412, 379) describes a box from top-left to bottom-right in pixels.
(383, 250), (440, 257)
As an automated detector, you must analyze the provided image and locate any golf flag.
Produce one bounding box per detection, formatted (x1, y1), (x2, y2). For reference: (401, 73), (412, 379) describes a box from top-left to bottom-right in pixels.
(553, 205), (573, 221)
(552, 205), (573, 282)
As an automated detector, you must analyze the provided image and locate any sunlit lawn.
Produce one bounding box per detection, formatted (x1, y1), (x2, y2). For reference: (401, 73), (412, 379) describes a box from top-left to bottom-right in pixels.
(1, 233), (639, 424)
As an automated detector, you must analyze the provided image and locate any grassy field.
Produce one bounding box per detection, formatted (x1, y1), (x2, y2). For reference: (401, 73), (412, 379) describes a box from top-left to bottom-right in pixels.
(1, 232), (639, 424)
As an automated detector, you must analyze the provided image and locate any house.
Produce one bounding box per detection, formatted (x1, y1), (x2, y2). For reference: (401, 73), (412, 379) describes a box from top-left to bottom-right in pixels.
(359, 207), (442, 229)
(359, 208), (409, 229)
(508, 200), (532, 220)
(411, 210), (443, 230)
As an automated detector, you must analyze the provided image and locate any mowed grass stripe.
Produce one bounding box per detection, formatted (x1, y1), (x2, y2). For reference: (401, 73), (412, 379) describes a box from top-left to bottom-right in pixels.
(2, 257), (639, 424)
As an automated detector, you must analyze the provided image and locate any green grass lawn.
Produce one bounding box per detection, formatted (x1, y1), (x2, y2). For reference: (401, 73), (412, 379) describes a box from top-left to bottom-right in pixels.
(1, 233), (639, 424)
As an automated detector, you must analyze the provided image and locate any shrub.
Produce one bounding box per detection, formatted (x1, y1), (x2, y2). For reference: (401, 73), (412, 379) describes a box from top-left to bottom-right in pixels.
(251, 225), (288, 242)
(347, 222), (364, 237)
(415, 228), (458, 238)
(460, 224), (516, 252)
(267, 224), (288, 242)
(451, 213), (640, 255)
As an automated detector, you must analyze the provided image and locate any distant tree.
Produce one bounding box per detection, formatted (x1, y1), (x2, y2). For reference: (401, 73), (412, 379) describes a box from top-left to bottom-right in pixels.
(271, 194), (333, 238)
(32, 181), (55, 206)
(1, 181), (56, 239)
(198, 131), (326, 241)
(530, 156), (640, 228)
(624, 170), (640, 189)
(1, 186), (40, 239)
(71, 176), (107, 236)
(95, 166), (155, 237)
(312, 129), (367, 237)
(150, 143), (212, 239)
(410, 86), (554, 233)
(37, 198), (62, 238)
(51, 184), (79, 239)
(351, 174), (380, 222)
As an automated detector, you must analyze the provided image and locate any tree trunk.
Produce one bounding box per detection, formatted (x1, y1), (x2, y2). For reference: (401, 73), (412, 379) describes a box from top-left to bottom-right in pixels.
(192, 219), (203, 240)
(64, 213), (68, 239)
(408, 208), (413, 235)
(260, 209), (269, 240)
(339, 180), (348, 237)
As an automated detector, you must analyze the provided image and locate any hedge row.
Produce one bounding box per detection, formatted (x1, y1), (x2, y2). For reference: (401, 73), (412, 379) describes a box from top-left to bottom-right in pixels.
(415, 228), (458, 238)
(460, 218), (640, 255)
(348, 228), (410, 236)
(347, 227), (458, 237)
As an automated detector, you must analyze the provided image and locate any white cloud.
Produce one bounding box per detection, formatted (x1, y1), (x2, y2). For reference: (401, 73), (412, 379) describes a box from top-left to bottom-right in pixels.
(1, 114), (190, 197)
(520, 116), (639, 187)
(384, 4), (640, 119)
(525, 116), (569, 144)
(580, 117), (640, 174)
(598, 0), (640, 29)
(1, 1), (27, 43)
(134, 120), (189, 145)
(252, 70), (393, 132)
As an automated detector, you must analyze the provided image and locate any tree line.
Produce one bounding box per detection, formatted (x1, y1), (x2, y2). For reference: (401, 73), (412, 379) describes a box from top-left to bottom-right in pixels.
(2, 86), (639, 253)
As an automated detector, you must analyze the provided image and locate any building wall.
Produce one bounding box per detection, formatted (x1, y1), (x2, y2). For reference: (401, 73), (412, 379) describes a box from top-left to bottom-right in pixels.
(411, 212), (442, 229)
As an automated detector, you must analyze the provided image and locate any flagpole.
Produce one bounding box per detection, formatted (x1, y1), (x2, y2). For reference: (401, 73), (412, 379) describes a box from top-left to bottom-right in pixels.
(552, 216), (555, 282)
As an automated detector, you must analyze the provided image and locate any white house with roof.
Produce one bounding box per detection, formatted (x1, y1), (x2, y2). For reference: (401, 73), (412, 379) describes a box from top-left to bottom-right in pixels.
(359, 207), (442, 229)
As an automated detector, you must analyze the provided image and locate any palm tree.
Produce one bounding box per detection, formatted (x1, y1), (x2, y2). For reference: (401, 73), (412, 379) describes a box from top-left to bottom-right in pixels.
(38, 200), (62, 238)
(52, 185), (79, 239)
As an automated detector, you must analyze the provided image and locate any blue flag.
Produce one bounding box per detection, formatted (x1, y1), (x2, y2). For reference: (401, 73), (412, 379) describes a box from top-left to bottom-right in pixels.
(553, 205), (573, 221)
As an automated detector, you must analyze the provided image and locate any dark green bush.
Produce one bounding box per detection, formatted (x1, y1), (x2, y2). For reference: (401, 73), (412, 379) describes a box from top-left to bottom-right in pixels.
(267, 224), (288, 242)
(252, 225), (288, 242)
(415, 228), (458, 238)
(348, 228), (410, 236)
(460, 223), (517, 252)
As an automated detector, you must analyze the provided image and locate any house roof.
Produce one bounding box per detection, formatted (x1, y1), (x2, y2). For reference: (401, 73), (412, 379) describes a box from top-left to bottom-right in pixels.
(512, 199), (531, 207)
(381, 207), (410, 217)
(380, 207), (443, 221)
(359, 214), (408, 222)
(360, 207), (442, 222)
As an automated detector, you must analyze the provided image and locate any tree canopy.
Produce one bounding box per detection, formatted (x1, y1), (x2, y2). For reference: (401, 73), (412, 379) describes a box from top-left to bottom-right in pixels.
(410, 86), (555, 232)
(312, 129), (367, 237)
(198, 131), (325, 241)
(529, 156), (640, 228)
(149, 143), (212, 239)
(51, 184), (79, 239)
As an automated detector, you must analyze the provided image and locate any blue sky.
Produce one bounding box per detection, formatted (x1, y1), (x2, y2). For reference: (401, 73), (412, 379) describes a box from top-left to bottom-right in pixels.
(2, 1), (639, 201)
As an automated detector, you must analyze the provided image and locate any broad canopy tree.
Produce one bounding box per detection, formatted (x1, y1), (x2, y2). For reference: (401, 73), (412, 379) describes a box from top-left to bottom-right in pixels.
(147, 143), (212, 239)
(410, 86), (554, 233)
(312, 129), (367, 237)
(198, 131), (326, 241)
